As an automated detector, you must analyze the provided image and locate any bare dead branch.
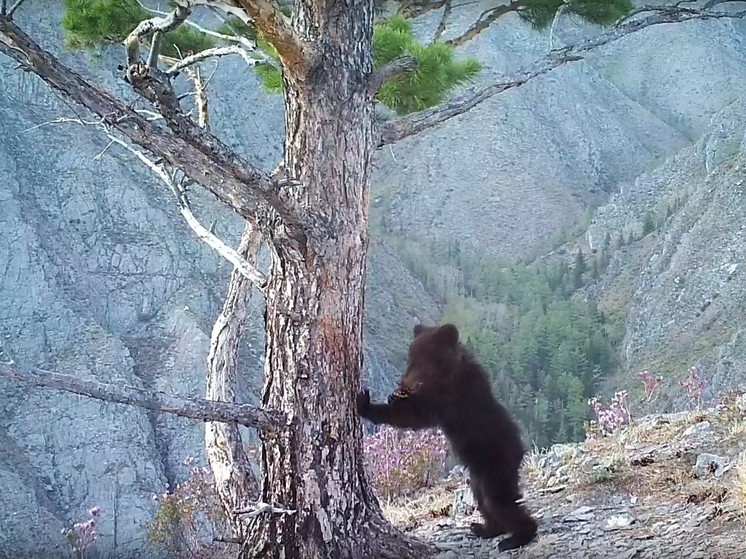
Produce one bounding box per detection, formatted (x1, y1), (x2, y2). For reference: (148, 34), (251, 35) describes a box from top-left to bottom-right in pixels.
(125, 2), (191, 70)
(378, 3), (746, 146)
(206, 220), (264, 537)
(234, 501), (297, 518)
(433, 0), (454, 41)
(398, 0), (447, 18)
(548, 1), (569, 50)
(367, 56), (419, 96)
(0, 361), (285, 431)
(0, 18), (307, 246)
(5, 0), (27, 18)
(190, 0), (257, 24)
(445, 0), (526, 47)
(105, 134), (269, 291)
(617, 0), (737, 21)
(185, 64), (209, 128)
(147, 32), (162, 69)
(166, 45), (263, 75)
(137, 3), (279, 69)
(232, 0), (312, 72)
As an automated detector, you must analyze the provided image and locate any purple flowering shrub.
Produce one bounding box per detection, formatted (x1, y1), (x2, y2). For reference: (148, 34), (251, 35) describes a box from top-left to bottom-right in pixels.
(639, 369), (663, 402)
(146, 458), (232, 559)
(62, 506), (101, 559)
(586, 390), (630, 438)
(586, 365), (713, 439)
(680, 365), (709, 410)
(363, 426), (449, 500)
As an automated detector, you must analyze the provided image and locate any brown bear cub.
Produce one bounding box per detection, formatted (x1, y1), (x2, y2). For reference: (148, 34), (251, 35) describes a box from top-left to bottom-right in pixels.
(356, 323), (538, 552)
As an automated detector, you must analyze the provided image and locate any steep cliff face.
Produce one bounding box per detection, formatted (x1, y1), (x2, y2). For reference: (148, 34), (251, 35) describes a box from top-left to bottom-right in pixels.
(1, 0), (745, 556)
(587, 97), (746, 411)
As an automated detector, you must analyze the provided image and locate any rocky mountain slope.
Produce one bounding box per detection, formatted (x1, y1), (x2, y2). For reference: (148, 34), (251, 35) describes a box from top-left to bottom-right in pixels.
(1, 0), (745, 556)
(584, 96), (746, 410)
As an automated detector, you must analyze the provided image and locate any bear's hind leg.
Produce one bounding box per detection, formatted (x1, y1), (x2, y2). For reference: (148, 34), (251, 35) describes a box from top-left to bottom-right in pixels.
(493, 502), (538, 552)
(482, 476), (538, 551)
(468, 475), (508, 539)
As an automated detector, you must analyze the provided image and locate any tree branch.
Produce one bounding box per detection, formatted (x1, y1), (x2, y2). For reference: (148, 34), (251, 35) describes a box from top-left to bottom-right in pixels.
(184, 64), (209, 128)
(378, 3), (746, 146)
(0, 361), (285, 431)
(136, 2), (279, 69)
(125, 2), (191, 71)
(367, 55), (419, 96)
(433, 0), (454, 41)
(445, 0), (526, 47)
(234, 501), (297, 517)
(548, 1), (569, 50)
(4, 0), (27, 18)
(105, 134), (269, 291)
(0, 18), (307, 246)
(398, 0), (447, 19)
(165, 45), (264, 75)
(232, 0), (312, 72)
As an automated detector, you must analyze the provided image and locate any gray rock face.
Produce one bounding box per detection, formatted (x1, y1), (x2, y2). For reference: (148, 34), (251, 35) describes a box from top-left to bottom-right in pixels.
(1, 0), (745, 556)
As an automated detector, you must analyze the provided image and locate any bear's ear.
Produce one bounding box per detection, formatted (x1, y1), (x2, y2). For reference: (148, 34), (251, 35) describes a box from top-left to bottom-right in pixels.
(435, 323), (459, 347)
(413, 324), (427, 337)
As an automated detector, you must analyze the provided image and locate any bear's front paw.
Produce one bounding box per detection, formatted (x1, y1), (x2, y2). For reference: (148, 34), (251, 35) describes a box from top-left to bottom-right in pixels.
(356, 389), (371, 416)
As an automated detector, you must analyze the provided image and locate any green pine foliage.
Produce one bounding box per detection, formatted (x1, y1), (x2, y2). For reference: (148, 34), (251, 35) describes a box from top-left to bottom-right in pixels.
(374, 16), (481, 115)
(160, 27), (215, 58)
(393, 235), (618, 448)
(61, 0), (148, 50)
(519, 0), (634, 30)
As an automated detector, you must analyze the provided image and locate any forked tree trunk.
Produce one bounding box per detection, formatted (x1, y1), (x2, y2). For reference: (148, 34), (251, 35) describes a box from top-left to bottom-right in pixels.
(242, 4), (433, 558)
(206, 222), (262, 539)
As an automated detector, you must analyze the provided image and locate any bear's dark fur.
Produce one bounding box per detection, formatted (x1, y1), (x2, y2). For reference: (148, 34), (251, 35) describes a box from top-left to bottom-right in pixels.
(356, 323), (537, 552)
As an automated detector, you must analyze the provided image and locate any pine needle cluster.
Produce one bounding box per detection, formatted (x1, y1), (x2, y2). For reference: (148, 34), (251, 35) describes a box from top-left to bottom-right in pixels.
(374, 16), (481, 115)
(521, 0), (634, 29)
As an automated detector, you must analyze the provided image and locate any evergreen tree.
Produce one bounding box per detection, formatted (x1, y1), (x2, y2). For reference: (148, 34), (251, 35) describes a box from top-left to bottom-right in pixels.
(642, 212), (656, 235)
(591, 258), (600, 280)
(572, 248), (587, 289)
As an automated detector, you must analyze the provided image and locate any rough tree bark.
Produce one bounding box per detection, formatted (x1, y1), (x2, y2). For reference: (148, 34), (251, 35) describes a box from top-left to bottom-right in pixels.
(241, 3), (431, 557)
(205, 221), (263, 539)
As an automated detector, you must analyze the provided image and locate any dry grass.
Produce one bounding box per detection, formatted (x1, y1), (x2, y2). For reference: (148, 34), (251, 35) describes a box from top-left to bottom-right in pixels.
(734, 452), (746, 523)
(730, 419), (746, 438)
(381, 484), (454, 531)
(522, 446), (550, 486)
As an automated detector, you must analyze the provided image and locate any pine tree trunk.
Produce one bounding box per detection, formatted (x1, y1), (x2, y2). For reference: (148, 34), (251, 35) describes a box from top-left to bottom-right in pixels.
(242, 3), (434, 558)
(205, 222), (262, 539)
